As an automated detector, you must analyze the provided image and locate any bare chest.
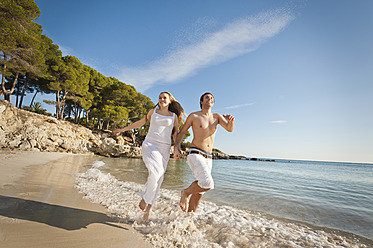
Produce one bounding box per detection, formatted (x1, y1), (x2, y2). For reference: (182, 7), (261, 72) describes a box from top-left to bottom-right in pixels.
(193, 116), (218, 134)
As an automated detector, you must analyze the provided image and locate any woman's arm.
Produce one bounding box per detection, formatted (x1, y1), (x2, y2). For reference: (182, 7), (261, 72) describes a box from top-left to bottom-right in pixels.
(114, 109), (153, 135)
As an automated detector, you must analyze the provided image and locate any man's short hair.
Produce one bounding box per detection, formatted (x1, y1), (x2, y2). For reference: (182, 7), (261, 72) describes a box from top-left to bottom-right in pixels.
(200, 92), (214, 109)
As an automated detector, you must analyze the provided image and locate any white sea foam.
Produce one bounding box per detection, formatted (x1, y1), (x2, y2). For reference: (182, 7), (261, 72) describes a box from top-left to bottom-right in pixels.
(91, 160), (105, 169)
(75, 160), (366, 248)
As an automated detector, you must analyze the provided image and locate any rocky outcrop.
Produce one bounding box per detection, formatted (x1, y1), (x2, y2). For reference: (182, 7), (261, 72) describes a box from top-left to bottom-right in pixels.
(212, 151), (230, 159)
(0, 100), (141, 158)
(212, 151), (247, 160)
(0, 100), (259, 160)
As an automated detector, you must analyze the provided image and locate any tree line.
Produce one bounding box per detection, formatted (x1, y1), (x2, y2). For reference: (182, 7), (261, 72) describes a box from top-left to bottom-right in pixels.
(0, 0), (154, 132)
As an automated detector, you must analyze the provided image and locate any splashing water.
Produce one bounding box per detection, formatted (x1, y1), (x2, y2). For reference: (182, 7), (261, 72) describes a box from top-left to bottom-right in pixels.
(75, 161), (367, 248)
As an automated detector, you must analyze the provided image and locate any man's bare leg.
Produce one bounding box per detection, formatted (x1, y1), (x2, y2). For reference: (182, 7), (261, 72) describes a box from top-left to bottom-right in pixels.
(180, 181), (209, 212)
(180, 189), (190, 212)
(188, 193), (203, 212)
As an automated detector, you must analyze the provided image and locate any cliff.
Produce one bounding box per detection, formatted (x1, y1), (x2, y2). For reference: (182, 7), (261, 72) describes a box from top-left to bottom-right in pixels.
(0, 100), (253, 160)
(0, 100), (141, 158)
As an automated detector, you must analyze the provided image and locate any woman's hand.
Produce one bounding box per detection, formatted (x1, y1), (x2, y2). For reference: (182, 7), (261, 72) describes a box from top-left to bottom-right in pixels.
(113, 129), (122, 136)
(173, 147), (181, 160)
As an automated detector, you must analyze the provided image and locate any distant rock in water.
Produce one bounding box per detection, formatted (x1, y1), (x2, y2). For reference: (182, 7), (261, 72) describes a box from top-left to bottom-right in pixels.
(249, 157), (275, 162)
(212, 151), (229, 159)
(213, 151), (247, 160)
(0, 100), (141, 158)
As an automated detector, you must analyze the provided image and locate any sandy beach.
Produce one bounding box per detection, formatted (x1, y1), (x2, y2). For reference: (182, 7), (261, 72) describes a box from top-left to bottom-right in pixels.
(0, 151), (151, 248)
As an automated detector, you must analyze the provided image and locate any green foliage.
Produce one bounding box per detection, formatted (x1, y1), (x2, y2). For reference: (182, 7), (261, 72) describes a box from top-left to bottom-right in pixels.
(32, 101), (42, 110)
(1, 0), (155, 132)
(181, 141), (191, 149)
(1, 0), (44, 101)
(23, 101), (51, 116)
(93, 77), (155, 130)
(212, 148), (222, 153)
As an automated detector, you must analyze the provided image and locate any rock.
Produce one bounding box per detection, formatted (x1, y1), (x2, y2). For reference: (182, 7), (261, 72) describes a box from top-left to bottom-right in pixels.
(213, 151), (230, 159)
(228, 155), (247, 160)
(0, 100), (253, 161)
(116, 135), (133, 145)
(19, 140), (32, 150)
(8, 136), (22, 148)
(116, 136), (125, 145)
(29, 138), (37, 148)
(0, 100), (143, 158)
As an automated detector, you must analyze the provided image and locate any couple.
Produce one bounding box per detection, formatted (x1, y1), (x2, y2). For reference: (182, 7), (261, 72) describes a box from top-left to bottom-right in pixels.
(114, 91), (234, 219)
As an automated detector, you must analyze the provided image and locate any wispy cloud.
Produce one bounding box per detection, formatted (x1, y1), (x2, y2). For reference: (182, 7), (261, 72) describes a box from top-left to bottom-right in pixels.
(271, 120), (287, 124)
(118, 9), (294, 92)
(224, 103), (255, 110)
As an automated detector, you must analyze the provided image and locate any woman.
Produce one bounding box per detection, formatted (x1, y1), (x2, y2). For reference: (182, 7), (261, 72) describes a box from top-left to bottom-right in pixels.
(114, 92), (185, 219)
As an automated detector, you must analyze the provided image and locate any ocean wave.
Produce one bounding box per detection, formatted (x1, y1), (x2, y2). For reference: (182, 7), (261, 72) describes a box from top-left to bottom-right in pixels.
(75, 160), (366, 248)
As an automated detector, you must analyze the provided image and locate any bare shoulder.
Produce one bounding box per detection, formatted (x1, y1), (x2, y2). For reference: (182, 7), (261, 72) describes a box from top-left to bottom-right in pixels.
(147, 108), (155, 117)
(184, 111), (202, 127)
(148, 108), (155, 114)
(145, 108), (155, 121)
(191, 110), (202, 116)
(213, 113), (226, 124)
(213, 113), (223, 119)
(189, 111), (203, 119)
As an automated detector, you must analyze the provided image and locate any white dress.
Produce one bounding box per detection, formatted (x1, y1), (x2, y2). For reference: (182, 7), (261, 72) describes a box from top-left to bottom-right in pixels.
(139, 109), (175, 205)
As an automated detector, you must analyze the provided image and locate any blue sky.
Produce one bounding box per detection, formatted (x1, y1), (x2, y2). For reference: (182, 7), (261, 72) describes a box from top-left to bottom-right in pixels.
(14, 0), (373, 163)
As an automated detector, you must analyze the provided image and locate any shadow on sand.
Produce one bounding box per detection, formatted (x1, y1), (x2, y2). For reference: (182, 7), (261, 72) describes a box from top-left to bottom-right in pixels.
(0, 195), (128, 231)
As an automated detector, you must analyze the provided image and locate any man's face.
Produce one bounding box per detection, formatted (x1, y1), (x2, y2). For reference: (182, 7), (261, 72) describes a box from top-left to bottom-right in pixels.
(201, 94), (214, 107)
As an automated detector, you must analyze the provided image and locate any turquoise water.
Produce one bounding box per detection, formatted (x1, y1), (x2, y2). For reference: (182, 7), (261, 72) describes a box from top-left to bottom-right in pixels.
(84, 157), (373, 247)
(209, 159), (373, 240)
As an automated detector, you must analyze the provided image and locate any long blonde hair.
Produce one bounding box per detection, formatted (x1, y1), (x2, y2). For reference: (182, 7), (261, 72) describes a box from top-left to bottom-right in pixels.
(158, 91), (186, 128)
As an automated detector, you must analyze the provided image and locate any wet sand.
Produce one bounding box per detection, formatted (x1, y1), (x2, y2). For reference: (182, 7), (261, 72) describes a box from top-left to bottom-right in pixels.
(0, 151), (151, 248)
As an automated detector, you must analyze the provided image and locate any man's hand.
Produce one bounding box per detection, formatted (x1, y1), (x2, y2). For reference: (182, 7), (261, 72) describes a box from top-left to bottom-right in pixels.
(223, 114), (235, 122)
(222, 114), (235, 132)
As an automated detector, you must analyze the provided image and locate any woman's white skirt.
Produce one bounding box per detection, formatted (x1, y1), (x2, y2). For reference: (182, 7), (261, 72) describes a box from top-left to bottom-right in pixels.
(139, 139), (171, 205)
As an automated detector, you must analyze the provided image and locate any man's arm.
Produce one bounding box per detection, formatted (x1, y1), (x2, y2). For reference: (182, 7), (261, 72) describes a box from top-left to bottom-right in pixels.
(172, 115), (179, 145)
(173, 114), (193, 160)
(172, 116), (180, 159)
(217, 113), (235, 132)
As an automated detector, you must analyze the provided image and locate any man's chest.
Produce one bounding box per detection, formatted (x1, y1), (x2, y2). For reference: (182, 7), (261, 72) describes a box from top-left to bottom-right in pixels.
(193, 117), (218, 133)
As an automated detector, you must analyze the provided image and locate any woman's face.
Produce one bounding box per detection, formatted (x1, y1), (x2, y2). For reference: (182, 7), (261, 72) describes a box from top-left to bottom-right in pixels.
(158, 93), (171, 108)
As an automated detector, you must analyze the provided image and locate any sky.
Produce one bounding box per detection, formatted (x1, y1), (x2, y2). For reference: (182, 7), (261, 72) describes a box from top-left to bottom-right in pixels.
(9, 0), (373, 163)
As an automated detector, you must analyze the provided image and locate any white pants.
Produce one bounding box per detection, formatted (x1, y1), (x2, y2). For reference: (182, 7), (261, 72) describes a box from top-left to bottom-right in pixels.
(187, 153), (214, 190)
(140, 140), (171, 205)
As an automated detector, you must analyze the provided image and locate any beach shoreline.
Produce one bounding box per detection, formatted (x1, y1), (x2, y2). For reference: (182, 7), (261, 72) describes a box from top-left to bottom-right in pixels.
(2, 151), (371, 248)
(0, 151), (151, 248)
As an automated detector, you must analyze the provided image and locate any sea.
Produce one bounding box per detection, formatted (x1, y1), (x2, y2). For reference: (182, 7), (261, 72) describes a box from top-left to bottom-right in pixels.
(75, 157), (373, 248)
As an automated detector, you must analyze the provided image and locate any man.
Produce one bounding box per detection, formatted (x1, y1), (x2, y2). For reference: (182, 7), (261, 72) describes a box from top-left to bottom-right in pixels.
(174, 92), (235, 212)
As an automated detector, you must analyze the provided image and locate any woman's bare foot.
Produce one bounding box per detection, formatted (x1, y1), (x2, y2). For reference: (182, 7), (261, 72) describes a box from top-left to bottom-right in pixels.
(143, 204), (152, 220)
(180, 189), (189, 212)
(139, 199), (146, 211)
